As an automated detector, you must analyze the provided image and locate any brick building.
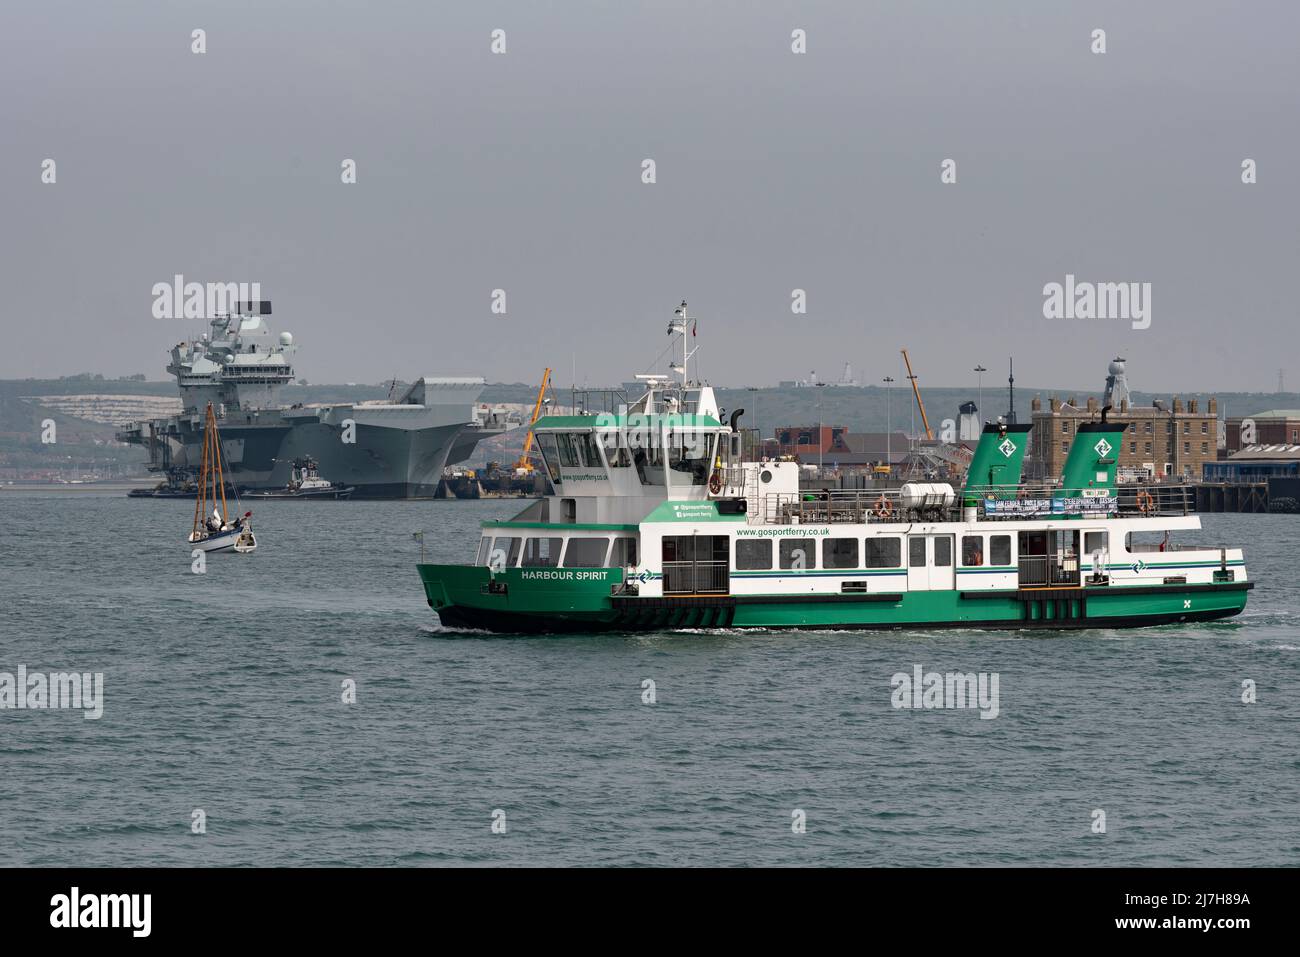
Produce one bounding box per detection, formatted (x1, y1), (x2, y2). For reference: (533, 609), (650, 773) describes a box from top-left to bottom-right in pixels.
(1223, 409), (1300, 453)
(1029, 394), (1219, 482)
(775, 425), (847, 459)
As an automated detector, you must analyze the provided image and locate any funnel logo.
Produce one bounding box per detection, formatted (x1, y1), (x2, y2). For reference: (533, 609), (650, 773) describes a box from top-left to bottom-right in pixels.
(998, 438), (1017, 458)
(1093, 438), (1113, 457)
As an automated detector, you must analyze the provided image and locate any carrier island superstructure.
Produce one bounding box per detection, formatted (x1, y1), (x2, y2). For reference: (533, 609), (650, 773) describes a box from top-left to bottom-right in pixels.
(417, 303), (1252, 633)
(118, 303), (517, 498)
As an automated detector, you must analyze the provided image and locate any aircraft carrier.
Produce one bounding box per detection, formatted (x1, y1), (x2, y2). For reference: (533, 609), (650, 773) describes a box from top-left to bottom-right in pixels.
(117, 303), (518, 499)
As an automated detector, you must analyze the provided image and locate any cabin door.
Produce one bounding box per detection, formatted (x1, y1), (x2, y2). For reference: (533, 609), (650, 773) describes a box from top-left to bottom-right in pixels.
(906, 534), (954, 591)
(1017, 530), (1080, 587)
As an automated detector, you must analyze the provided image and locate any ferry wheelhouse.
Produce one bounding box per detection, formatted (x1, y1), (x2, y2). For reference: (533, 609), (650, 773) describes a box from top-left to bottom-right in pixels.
(418, 306), (1252, 633)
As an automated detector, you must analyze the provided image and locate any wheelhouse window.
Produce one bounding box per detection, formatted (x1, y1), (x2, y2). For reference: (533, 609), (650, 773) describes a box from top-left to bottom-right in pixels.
(556, 433), (580, 468)
(630, 442), (663, 486)
(779, 538), (816, 570)
(611, 537), (638, 568)
(535, 433), (562, 483)
(667, 430), (713, 485)
(864, 536), (901, 568)
(735, 539), (773, 570)
(489, 536), (521, 569)
(521, 537), (562, 567)
(961, 535), (984, 567)
(989, 535), (1011, 566)
(601, 434), (632, 468)
(579, 433), (605, 469)
(823, 537), (859, 569)
(564, 537), (609, 568)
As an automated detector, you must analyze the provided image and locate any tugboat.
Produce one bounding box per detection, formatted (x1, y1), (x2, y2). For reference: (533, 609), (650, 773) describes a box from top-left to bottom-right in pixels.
(243, 457), (354, 500)
(416, 302), (1253, 633)
(128, 467), (239, 499)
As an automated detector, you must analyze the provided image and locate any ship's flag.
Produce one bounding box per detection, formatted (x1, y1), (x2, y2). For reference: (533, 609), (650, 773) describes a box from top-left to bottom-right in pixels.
(691, 319), (697, 336)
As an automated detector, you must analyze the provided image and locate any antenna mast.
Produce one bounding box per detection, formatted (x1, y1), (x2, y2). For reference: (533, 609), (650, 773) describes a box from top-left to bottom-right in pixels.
(1006, 357), (1017, 424)
(669, 300), (698, 390)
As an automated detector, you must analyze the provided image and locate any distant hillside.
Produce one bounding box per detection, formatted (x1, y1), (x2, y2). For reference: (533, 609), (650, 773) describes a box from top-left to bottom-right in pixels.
(4, 376), (1297, 477)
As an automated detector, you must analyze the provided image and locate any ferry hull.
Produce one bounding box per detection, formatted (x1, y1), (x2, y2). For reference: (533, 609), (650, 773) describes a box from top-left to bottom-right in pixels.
(418, 565), (1252, 634)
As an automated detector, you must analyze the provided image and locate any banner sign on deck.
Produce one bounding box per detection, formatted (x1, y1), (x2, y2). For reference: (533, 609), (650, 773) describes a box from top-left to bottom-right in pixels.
(984, 496), (1118, 516)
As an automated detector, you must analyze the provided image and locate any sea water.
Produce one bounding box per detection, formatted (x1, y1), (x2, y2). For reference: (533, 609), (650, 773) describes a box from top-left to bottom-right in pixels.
(0, 491), (1296, 866)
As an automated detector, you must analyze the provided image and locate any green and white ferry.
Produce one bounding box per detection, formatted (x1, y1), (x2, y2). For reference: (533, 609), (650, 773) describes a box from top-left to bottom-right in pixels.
(418, 306), (1252, 633)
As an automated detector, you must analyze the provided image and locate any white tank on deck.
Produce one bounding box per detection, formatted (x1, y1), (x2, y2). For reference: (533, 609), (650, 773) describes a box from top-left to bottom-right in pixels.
(900, 482), (956, 511)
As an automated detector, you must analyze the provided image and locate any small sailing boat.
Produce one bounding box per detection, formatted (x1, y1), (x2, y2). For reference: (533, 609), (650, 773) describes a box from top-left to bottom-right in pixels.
(187, 402), (258, 554)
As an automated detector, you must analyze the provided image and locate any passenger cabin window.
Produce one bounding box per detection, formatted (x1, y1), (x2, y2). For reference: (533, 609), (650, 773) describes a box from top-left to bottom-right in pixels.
(521, 537), (562, 567)
(823, 538), (859, 569)
(865, 537), (901, 568)
(735, 539), (773, 570)
(990, 535), (1011, 566)
(611, 537), (638, 568)
(961, 536), (984, 567)
(1083, 531), (1107, 555)
(489, 536), (521, 569)
(476, 538), (491, 565)
(779, 538), (816, 570)
(934, 537), (952, 567)
(564, 537), (609, 568)
(909, 537), (926, 567)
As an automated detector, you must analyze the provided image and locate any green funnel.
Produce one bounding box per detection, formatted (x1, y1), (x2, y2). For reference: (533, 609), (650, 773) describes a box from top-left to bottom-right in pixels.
(1057, 421), (1123, 495)
(962, 423), (1031, 506)
(1052, 413), (1124, 519)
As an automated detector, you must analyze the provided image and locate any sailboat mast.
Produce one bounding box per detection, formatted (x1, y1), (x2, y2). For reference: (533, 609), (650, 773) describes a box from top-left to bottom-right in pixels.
(212, 405), (229, 521)
(193, 404), (211, 536)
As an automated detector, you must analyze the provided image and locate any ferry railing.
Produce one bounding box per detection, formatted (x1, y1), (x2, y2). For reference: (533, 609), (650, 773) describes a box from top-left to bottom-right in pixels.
(662, 560), (729, 595)
(717, 466), (750, 498)
(1017, 556), (1049, 586)
(748, 483), (1200, 525)
(963, 484), (1194, 520)
(1017, 555), (1081, 588)
(761, 489), (911, 525)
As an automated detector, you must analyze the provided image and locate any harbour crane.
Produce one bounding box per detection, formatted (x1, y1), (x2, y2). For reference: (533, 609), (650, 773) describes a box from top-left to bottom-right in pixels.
(900, 349), (934, 441)
(513, 367), (554, 474)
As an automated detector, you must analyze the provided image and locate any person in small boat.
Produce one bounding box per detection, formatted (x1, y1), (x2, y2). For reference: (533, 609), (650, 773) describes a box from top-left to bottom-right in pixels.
(205, 506), (226, 535)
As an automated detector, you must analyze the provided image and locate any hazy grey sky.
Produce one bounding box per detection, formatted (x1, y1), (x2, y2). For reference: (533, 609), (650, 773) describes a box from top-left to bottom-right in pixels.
(2, 1), (1296, 393)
